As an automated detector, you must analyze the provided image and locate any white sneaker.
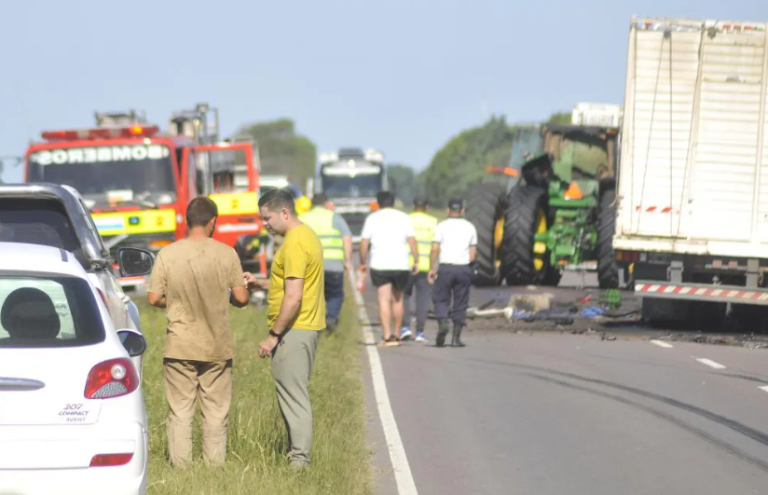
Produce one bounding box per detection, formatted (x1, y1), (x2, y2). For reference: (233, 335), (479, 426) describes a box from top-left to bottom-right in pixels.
(400, 327), (413, 341)
(415, 332), (428, 343)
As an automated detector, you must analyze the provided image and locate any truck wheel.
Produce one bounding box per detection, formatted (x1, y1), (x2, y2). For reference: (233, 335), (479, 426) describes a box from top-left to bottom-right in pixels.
(501, 186), (560, 286)
(597, 189), (619, 289)
(465, 183), (505, 286)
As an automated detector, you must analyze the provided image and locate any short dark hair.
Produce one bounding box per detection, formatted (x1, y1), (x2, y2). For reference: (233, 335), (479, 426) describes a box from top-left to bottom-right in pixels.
(259, 188), (296, 214)
(312, 193), (328, 207)
(186, 197), (218, 227)
(377, 191), (395, 208)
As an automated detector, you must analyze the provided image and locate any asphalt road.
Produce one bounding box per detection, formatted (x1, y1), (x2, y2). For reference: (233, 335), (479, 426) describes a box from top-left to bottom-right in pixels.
(359, 274), (768, 495)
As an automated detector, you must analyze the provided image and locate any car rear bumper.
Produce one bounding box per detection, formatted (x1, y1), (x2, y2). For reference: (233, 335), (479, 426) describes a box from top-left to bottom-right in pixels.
(0, 421), (147, 495)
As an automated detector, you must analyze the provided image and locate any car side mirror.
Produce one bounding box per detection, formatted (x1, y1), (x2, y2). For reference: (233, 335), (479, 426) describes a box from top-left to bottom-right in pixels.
(116, 247), (154, 277)
(117, 329), (147, 357)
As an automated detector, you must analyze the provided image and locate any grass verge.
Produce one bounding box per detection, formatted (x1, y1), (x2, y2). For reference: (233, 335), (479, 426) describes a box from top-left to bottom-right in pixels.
(138, 296), (371, 495)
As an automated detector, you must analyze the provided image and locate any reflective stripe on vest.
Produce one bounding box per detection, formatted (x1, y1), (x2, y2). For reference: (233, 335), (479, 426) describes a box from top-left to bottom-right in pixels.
(299, 207), (345, 261)
(409, 211), (438, 272)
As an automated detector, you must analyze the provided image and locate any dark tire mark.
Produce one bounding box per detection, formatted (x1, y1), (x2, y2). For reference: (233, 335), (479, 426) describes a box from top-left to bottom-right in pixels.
(719, 373), (768, 385)
(523, 372), (768, 474)
(459, 357), (768, 449)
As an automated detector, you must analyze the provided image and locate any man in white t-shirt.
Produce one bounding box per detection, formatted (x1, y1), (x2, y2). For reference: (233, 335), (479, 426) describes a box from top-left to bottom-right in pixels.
(428, 197), (478, 348)
(360, 191), (419, 347)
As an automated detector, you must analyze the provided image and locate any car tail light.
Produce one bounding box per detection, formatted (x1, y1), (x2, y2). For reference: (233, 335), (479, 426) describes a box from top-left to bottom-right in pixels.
(90, 453), (134, 467)
(84, 358), (139, 399)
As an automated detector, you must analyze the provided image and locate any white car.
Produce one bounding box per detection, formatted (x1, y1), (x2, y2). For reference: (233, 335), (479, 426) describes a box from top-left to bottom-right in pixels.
(0, 242), (149, 495)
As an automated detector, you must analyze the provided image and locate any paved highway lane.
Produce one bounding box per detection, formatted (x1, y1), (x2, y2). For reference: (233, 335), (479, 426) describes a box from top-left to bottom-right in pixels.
(358, 285), (768, 495)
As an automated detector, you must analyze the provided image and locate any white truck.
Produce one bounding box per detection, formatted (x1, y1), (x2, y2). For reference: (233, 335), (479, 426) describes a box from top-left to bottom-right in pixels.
(614, 17), (768, 323)
(571, 103), (624, 128)
(314, 148), (388, 241)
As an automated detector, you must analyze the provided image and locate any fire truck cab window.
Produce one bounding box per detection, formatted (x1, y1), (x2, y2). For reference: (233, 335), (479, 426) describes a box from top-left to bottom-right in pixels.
(27, 145), (176, 209)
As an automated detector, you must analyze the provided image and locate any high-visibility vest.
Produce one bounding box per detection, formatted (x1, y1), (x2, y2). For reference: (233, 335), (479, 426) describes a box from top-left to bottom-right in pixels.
(299, 207), (345, 261)
(409, 211), (438, 272)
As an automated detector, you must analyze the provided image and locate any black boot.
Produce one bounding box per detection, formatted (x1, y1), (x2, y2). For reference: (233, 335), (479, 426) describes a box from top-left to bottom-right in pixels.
(436, 319), (449, 348)
(326, 318), (338, 333)
(451, 324), (466, 347)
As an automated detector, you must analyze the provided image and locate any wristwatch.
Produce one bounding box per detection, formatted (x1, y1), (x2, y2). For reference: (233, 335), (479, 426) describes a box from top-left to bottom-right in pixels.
(269, 330), (282, 341)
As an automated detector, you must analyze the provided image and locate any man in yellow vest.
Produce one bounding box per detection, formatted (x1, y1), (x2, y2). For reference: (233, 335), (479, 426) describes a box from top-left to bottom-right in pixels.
(401, 195), (438, 343)
(299, 193), (353, 331)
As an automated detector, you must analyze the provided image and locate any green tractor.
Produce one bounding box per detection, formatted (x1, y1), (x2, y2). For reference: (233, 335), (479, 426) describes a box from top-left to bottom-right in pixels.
(466, 124), (619, 288)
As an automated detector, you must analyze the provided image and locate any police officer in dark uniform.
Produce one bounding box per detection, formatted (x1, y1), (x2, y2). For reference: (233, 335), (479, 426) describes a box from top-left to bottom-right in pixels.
(428, 198), (478, 347)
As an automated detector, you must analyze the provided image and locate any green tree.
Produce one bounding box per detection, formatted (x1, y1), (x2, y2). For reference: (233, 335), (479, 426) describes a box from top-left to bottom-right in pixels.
(547, 111), (572, 125)
(387, 164), (417, 204)
(232, 119), (316, 187)
(421, 116), (516, 206)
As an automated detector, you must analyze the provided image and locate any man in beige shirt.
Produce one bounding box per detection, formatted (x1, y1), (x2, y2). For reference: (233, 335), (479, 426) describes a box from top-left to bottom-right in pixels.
(148, 197), (250, 466)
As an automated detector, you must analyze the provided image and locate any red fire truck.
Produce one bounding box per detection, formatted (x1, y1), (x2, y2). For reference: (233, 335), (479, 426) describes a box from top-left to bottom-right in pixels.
(23, 104), (269, 285)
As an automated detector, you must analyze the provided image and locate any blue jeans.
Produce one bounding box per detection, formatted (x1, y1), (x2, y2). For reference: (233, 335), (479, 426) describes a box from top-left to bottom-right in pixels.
(325, 271), (345, 324)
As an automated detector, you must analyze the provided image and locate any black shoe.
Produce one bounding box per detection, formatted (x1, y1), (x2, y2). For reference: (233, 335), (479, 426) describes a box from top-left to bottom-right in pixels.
(436, 319), (449, 348)
(326, 318), (338, 333)
(452, 324), (466, 348)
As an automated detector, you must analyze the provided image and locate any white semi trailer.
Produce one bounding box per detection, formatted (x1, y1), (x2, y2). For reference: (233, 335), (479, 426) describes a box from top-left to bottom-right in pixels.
(614, 17), (768, 323)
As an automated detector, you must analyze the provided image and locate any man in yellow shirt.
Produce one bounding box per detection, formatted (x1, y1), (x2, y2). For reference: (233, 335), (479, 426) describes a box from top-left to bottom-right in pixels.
(245, 188), (325, 468)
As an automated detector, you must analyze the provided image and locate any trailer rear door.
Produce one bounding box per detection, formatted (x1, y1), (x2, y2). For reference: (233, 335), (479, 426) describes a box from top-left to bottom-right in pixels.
(618, 19), (768, 249)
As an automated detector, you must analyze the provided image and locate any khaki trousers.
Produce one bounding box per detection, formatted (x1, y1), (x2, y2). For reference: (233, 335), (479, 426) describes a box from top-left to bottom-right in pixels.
(163, 359), (233, 466)
(272, 329), (320, 467)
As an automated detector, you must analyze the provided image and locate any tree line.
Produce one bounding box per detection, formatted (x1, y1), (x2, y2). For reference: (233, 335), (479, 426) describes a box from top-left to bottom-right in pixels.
(232, 112), (569, 205)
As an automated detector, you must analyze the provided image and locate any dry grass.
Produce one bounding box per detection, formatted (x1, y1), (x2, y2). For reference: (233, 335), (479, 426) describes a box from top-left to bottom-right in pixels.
(137, 296), (371, 495)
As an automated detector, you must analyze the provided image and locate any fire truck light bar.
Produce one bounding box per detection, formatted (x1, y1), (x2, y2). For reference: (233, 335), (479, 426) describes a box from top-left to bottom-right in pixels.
(41, 125), (160, 141)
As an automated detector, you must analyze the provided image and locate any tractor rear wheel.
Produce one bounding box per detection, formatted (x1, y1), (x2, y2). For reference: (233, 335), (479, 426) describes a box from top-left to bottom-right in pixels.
(597, 188), (619, 289)
(465, 183), (505, 286)
(501, 186), (560, 286)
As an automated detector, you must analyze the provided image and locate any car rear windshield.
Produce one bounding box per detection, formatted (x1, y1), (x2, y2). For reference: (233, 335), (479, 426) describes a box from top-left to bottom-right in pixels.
(0, 198), (81, 253)
(0, 275), (105, 348)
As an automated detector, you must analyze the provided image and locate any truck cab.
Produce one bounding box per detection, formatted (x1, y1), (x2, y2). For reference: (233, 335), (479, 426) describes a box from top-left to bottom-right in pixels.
(316, 148), (387, 240)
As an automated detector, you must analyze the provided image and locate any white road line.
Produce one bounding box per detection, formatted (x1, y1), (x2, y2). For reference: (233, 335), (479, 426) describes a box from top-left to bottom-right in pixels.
(759, 386), (768, 394)
(350, 273), (419, 495)
(696, 358), (727, 370)
(650, 340), (674, 349)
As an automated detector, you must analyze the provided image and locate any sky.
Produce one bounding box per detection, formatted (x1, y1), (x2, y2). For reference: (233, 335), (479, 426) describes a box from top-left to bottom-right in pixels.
(1, 0), (766, 183)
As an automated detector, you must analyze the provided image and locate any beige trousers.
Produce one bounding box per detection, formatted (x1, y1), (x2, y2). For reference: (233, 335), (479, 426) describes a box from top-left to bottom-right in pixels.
(163, 359), (233, 466)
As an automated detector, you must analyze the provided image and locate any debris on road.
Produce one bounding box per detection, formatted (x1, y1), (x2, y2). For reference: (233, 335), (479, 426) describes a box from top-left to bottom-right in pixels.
(508, 293), (554, 313)
(465, 283), (768, 350)
(518, 307), (577, 325)
(581, 306), (605, 318)
(467, 307), (513, 319)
